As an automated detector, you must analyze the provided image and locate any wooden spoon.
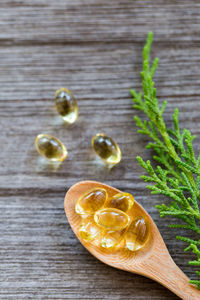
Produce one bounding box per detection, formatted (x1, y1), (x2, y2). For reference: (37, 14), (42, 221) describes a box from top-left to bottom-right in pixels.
(64, 180), (200, 300)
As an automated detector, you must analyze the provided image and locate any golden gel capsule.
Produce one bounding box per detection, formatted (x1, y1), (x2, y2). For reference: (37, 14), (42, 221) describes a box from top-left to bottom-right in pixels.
(94, 208), (130, 231)
(35, 134), (68, 162)
(106, 192), (134, 212)
(75, 188), (107, 215)
(91, 133), (121, 165)
(101, 230), (125, 249)
(125, 217), (149, 251)
(55, 88), (78, 124)
(79, 216), (99, 241)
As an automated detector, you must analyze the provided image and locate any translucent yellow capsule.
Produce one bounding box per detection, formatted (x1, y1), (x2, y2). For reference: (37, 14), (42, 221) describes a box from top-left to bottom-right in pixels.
(55, 88), (78, 124)
(125, 217), (149, 251)
(75, 188), (107, 215)
(101, 230), (125, 249)
(91, 133), (121, 165)
(79, 216), (99, 241)
(35, 134), (68, 162)
(106, 192), (134, 212)
(94, 208), (130, 231)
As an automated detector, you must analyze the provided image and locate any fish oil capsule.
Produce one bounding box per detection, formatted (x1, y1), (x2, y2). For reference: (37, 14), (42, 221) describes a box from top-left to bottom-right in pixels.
(75, 188), (108, 215)
(35, 134), (68, 162)
(94, 208), (130, 231)
(55, 88), (78, 124)
(101, 230), (125, 249)
(106, 192), (134, 212)
(79, 216), (99, 241)
(125, 217), (149, 251)
(91, 133), (121, 165)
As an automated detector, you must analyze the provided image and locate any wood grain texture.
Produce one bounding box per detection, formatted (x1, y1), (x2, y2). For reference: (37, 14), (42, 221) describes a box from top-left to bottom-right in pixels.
(1, 0), (200, 299)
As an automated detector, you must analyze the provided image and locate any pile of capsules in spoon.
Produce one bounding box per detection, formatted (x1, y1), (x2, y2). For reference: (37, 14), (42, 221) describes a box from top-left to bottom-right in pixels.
(75, 188), (149, 251)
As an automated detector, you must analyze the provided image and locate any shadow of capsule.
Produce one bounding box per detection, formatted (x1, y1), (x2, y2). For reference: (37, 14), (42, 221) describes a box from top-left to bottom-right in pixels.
(35, 156), (63, 172)
(91, 154), (118, 171)
(27, 147), (64, 173)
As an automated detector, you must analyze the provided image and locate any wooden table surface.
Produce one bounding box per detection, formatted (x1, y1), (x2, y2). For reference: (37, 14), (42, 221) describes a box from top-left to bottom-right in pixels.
(1, 1), (200, 299)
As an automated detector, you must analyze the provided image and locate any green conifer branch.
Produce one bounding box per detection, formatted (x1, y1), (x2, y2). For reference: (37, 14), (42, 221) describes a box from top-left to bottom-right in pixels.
(130, 32), (200, 289)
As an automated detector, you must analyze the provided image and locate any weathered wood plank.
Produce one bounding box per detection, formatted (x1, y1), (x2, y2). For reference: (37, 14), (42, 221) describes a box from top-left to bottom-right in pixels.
(1, 0), (200, 299)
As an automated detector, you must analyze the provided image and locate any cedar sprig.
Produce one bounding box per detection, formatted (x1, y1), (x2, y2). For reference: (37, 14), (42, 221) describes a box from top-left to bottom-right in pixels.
(130, 32), (200, 289)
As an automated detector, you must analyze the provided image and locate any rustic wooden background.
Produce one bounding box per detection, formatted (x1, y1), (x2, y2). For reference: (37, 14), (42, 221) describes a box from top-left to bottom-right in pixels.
(1, 0), (200, 299)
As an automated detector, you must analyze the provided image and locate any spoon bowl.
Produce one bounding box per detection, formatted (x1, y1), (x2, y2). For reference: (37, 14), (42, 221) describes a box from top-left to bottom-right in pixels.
(64, 180), (200, 300)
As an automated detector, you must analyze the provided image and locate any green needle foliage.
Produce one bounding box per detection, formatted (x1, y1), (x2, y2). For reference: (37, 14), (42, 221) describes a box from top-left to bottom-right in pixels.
(130, 32), (200, 289)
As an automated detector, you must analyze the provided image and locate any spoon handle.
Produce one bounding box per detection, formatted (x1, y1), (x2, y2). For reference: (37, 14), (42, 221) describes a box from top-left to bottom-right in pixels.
(138, 252), (200, 300)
